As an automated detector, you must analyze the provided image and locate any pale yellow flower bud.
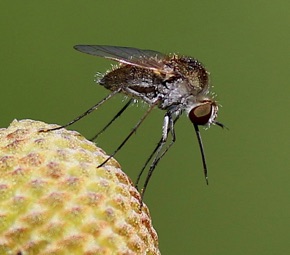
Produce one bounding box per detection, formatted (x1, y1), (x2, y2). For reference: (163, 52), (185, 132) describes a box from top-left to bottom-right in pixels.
(0, 119), (160, 255)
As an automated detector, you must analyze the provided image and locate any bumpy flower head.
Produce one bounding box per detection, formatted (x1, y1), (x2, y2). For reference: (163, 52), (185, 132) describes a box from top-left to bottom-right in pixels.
(0, 119), (160, 255)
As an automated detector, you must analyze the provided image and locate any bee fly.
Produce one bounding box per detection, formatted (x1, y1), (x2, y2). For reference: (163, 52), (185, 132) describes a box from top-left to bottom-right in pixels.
(45, 45), (225, 201)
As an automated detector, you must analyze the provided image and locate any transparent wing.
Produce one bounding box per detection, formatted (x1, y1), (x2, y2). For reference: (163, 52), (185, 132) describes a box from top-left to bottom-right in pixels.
(74, 45), (168, 71)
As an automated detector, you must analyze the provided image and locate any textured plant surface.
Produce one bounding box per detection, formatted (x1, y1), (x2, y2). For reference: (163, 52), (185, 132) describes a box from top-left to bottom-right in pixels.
(0, 119), (160, 255)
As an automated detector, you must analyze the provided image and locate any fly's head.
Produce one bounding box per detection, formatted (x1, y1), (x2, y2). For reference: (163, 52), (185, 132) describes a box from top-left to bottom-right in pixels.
(176, 57), (218, 127)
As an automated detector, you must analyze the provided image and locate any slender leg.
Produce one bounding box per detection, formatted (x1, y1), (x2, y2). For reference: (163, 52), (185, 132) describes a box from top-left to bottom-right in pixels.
(135, 140), (162, 190)
(98, 100), (159, 168)
(39, 88), (121, 132)
(135, 113), (180, 190)
(139, 110), (181, 202)
(90, 98), (133, 141)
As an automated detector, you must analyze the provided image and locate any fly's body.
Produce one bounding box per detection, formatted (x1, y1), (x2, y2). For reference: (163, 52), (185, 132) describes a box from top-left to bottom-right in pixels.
(99, 55), (210, 112)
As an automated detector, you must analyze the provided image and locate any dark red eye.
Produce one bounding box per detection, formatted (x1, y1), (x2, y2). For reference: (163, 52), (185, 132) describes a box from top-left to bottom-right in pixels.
(188, 101), (216, 125)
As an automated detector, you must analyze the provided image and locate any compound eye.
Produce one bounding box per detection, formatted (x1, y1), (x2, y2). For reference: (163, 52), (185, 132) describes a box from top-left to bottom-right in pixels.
(188, 102), (214, 125)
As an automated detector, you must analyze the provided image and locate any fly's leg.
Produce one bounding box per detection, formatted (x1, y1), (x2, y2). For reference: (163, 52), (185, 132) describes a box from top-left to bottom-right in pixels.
(98, 100), (160, 168)
(39, 88), (122, 132)
(135, 114), (180, 190)
(139, 109), (182, 204)
(90, 98), (133, 141)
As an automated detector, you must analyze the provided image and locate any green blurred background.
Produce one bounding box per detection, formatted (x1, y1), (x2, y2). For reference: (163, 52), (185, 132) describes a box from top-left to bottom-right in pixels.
(1, 1), (289, 254)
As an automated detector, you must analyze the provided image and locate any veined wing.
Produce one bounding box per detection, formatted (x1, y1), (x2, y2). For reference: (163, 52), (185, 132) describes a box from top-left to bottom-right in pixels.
(74, 45), (169, 72)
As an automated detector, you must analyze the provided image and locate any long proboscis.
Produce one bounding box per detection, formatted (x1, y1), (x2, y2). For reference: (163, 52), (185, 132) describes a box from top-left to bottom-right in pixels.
(193, 124), (209, 185)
